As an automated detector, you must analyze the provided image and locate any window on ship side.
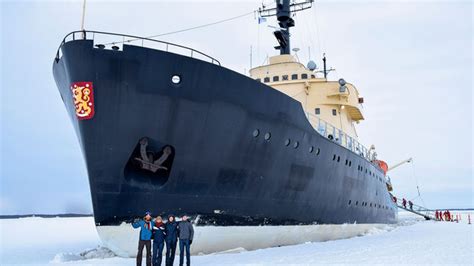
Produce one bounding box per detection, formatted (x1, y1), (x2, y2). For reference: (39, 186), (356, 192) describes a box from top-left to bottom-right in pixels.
(332, 109), (337, 116)
(273, 76), (279, 82)
(291, 74), (298, 80)
(264, 77), (270, 83)
(256, 78), (261, 82)
(282, 75), (288, 81)
(315, 108), (320, 115)
(301, 73), (308, 79)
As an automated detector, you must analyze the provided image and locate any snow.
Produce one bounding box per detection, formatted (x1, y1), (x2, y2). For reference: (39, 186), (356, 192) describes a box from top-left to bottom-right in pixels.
(1, 211), (473, 265)
(97, 220), (389, 257)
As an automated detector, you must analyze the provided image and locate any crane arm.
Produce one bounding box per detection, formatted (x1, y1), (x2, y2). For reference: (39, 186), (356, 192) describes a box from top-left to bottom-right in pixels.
(387, 158), (412, 172)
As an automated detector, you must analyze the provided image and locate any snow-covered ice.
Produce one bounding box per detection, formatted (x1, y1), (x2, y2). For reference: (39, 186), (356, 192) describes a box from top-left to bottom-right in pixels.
(1, 211), (473, 265)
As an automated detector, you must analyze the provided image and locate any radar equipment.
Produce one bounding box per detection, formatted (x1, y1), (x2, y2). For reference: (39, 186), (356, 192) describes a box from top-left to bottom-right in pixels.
(307, 60), (317, 71)
(259, 0), (314, 55)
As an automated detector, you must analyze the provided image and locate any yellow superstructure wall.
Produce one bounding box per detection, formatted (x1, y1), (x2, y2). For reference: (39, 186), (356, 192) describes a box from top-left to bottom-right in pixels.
(249, 55), (364, 140)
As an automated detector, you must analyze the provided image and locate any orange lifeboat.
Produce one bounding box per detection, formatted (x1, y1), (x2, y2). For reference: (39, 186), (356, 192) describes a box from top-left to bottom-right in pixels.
(375, 160), (388, 175)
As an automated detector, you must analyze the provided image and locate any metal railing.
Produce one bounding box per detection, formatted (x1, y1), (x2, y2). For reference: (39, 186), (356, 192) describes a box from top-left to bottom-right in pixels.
(393, 197), (435, 220)
(54, 30), (221, 66)
(305, 112), (372, 160)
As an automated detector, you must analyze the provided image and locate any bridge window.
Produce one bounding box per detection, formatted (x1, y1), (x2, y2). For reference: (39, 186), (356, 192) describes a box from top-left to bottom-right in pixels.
(291, 74), (298, 80)
(273, 76), (279, 82)
(282, 75), (288, 81)
(264, 77), (270, 83)
(311, 74), (316, 79)
(315, 108), (320, 115)
(332, 109), (337, 116)
(301, 73), (308, 79)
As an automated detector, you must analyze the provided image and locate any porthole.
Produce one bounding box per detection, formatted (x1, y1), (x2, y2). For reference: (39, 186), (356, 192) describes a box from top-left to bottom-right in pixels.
(264, 132), (271, 141)
(293, 141), (299, 149)
(349, 161), (352, 167)
(309, 146), (314, 153)
(337, 156), (340, 162)
(370, 203), (372, 207)
(171, 75), (181, 84)
(253, 129), (260, 137)
(345, 159), (348, 165)
(348, 200), (352, 205)
(356, 201), (359, 206)
(285, 139), (291, 146)
(316, 148), (320, 155)
(333, 154), (336, 160)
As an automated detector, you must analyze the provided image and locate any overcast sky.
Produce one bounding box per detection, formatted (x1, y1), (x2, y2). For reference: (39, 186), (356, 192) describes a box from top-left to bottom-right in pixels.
(1, 0), (472, 214)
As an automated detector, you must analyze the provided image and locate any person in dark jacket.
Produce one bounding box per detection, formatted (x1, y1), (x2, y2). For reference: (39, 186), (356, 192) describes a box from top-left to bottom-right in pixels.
(178, 215), (194, 266)
(132, 211), (153, 266)
(152, 216), (167, 266)
(165, 215), (178, 266)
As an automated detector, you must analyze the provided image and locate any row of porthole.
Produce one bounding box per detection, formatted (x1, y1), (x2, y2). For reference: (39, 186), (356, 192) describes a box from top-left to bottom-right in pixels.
(329, 153), (385, 185)
(348, 200), (393, 211)
(357, 164), (384, 183)
(253, 129), (321, 155)
(332, 154), (353, 167)
(253, 129), (383, 184)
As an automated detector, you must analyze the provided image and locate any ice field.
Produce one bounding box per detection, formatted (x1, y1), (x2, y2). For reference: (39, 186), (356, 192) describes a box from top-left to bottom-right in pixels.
(0, 211), (473, 265)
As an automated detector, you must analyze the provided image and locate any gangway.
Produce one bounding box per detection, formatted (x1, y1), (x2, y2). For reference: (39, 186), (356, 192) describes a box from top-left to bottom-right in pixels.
(393, 197), (436, 220)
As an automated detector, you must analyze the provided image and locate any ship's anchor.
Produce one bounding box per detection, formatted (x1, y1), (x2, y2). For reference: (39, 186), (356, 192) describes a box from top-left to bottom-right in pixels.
(135, 138), (172, 173)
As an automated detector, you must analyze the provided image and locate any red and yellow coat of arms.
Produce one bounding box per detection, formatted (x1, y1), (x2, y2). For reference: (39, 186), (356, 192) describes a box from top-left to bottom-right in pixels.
(71, 82), (95, 120)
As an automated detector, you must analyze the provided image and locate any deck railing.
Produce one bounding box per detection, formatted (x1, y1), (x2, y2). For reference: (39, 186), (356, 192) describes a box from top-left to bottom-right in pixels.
(305, 112), (372, 161)
(54, 30), (221, 66)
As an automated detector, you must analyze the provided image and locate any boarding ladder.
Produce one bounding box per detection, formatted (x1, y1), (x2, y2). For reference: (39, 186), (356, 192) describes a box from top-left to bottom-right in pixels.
(394, 198), (436, 220)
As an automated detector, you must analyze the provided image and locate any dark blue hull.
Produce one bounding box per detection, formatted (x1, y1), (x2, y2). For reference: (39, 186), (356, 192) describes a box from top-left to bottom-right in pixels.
(52, 38), (397, 227)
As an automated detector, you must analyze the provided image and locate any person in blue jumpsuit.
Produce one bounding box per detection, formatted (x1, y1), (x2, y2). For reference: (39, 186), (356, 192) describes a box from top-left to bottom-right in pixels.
(152, 216), (167, 266)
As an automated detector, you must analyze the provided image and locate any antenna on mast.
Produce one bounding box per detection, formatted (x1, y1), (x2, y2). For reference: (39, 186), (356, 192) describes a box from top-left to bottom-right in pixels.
(258, 0), (314, 55)
(80, 0), (87, 39)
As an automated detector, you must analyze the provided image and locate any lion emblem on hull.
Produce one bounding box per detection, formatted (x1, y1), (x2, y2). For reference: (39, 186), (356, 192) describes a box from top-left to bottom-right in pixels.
(71, 82), (95, 120)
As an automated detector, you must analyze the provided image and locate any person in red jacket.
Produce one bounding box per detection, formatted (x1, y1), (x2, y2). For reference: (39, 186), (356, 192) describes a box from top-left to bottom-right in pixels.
(435, 210), (439, 220)
(402, 198), (407, 209)
(446, 210), (451, 221)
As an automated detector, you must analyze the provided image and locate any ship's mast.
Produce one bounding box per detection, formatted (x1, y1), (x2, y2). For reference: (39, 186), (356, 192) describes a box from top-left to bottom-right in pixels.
(259, 0), (314, 55)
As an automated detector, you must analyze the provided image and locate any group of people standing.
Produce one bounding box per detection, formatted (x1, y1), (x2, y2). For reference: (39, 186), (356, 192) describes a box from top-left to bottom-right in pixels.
(132, 212), (194, 266)
(435, 210), (452, 221)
